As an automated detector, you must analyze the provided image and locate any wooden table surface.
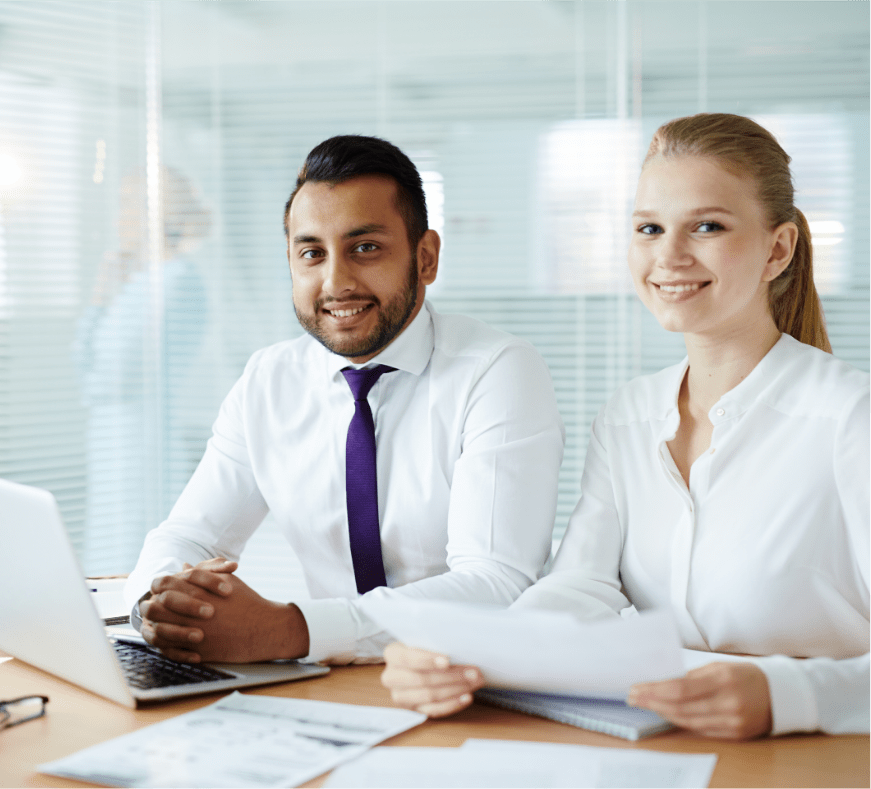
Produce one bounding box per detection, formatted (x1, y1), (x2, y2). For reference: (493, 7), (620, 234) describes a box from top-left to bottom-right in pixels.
(2, 656), (868, 788)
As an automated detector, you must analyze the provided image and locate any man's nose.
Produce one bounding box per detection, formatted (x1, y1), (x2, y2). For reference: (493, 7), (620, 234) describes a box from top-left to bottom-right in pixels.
(322, 253), (357, 297)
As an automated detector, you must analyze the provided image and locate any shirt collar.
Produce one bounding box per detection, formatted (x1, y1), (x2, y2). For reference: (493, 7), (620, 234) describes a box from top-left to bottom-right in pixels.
(660, 332), (797, 431)
(323, 299), (435, 379)
(711, 332), (795, 417)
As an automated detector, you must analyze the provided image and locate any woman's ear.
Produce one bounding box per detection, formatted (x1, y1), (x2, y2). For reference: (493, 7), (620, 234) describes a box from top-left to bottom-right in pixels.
(762, 221), (799, 282)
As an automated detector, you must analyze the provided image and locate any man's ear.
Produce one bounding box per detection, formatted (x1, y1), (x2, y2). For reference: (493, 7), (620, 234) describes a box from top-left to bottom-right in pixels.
(416, 229), (440, 286)
(762, 221), (798, 282)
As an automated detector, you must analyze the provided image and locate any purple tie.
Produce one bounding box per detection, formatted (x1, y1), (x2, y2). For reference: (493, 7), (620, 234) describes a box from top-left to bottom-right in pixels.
(341, 364), (396, 594)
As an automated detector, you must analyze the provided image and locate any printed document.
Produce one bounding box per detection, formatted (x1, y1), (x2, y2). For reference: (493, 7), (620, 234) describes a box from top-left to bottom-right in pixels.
(38, 692), (425, 788)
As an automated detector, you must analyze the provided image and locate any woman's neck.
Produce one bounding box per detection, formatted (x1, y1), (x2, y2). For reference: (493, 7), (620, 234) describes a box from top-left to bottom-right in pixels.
(681, 314), (782, 415)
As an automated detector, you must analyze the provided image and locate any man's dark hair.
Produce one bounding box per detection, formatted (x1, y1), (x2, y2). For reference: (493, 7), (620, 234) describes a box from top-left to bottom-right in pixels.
(283, 135), (428, 249)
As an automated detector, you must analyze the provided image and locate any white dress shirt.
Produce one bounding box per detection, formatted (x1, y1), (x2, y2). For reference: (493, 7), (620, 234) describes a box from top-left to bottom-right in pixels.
(125, 301), (565, 662)
(514, 333), (869, 735)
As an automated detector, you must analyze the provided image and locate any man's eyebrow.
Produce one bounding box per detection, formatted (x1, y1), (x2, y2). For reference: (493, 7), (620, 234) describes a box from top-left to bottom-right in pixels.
(292, 224), (388, 245)
(346, 224), (387, 238)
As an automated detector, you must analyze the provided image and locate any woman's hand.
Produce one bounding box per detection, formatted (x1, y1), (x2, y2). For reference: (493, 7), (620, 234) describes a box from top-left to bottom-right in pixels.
(381, 642), (485, 717)
(627, 661), (773, 740)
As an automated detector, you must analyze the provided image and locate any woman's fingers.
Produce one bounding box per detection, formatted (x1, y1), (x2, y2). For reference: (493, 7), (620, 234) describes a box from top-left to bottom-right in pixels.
(383, 642), (452, 670)
(381, 642), (484, 717)
(628, 662), (772, 740)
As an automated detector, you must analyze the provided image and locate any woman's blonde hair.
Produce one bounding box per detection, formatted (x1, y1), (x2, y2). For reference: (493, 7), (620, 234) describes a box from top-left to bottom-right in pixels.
(644, 113), (831, 352)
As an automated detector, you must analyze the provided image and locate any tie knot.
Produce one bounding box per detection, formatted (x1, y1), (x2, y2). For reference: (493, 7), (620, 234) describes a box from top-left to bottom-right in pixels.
(341, 364), (396, 401)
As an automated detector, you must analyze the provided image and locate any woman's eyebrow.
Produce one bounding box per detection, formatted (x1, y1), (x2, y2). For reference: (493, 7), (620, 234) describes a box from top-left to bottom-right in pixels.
(632, 206), (734, 217)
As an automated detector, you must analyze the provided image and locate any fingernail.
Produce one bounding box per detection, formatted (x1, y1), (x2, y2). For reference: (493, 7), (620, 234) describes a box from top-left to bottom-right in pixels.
(459, 694), (472, 704)
(199, 605), (214, 616)
(434, 656), (450, 669)
(219, 582), (231, 594)
(626, 692), (639, 706)
(464, 669), (479, 682)
(188, 631), (203, 642)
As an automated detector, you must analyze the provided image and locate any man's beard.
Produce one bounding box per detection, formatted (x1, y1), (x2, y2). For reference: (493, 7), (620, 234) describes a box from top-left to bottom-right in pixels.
(294, 255), (419, 359)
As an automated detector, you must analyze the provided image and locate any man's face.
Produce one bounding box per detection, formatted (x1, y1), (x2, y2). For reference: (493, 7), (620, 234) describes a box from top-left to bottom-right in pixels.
(287, 175), (437, 363)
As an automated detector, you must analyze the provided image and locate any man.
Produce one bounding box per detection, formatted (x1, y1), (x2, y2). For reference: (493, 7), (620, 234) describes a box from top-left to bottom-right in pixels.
(124, 135), (564, 665)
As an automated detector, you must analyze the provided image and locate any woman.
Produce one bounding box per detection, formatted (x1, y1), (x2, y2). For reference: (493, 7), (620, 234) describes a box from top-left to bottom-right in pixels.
(380, 113), (869, 740)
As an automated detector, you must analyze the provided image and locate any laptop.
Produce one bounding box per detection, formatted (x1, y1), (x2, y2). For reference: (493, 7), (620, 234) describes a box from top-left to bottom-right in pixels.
(0, 478), (329, 707)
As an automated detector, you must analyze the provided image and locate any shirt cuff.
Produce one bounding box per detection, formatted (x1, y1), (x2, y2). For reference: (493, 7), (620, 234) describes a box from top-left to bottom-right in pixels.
(294, 597), (358, 664)
(755, 654), (819, 735)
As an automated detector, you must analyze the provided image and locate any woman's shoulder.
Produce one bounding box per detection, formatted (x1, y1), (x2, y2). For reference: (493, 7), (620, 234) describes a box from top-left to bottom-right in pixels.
(599, 358), (687, 426)
(765, 335), (869, 417)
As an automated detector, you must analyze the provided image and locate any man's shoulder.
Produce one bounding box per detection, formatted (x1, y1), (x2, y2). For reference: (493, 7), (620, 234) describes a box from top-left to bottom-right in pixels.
(429, 306), (535, 362)
(242, 333), (323, 377)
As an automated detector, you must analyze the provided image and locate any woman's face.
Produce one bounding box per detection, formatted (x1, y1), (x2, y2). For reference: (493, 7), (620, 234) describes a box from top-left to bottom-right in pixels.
(627, 154), (791, 340)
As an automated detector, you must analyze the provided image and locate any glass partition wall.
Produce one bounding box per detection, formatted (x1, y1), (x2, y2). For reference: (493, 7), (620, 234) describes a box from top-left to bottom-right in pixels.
(1, 1), (867, 598)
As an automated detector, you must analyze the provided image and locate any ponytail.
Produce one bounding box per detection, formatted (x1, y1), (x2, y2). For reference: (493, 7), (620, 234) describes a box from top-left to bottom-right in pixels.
(769, 209), (831, 352)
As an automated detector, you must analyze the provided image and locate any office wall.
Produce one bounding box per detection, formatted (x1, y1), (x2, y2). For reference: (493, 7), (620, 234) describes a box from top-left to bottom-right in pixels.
(0, 2), (867, 597)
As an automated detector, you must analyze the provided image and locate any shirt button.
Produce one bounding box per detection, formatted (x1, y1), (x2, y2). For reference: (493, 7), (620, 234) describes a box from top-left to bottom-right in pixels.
(716, 408), (725, 417)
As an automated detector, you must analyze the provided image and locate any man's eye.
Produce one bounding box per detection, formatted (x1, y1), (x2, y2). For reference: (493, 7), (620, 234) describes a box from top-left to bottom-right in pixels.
(637, 224), (662, 235)
(353, 242), (378, 253)
(299, 249), (322, 260)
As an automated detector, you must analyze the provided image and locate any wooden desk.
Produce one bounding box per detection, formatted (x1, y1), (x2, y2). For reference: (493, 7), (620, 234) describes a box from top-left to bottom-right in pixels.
(2, 656), (868, 788)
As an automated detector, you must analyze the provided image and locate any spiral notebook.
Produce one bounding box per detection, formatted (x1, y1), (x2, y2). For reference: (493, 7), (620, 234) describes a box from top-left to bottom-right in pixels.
(475, 688), (673, 741)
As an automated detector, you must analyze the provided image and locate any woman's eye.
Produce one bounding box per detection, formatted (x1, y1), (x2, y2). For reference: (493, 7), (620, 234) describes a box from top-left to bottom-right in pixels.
(697, 221), (725, 232)
(637, 224), (662, 235)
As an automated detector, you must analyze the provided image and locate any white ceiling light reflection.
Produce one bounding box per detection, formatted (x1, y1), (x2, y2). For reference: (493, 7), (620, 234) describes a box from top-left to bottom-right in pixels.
(0, 152), (22, 188)
(809, 220), (844, 246)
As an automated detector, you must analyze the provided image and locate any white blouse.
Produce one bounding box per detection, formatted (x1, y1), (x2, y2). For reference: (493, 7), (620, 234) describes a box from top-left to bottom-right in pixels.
(514, 333), (869, 735)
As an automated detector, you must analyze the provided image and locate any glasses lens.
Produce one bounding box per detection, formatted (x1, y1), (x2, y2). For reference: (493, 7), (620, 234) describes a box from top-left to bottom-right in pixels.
(1, 697), (46, 728)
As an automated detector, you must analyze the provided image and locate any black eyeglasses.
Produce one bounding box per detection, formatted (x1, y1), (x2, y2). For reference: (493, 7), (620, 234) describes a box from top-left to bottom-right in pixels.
(0, 696), (49, 730)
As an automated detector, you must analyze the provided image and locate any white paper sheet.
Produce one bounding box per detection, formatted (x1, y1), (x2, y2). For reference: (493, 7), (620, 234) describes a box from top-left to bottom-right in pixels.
(323, 739), (718, 788)
(38, 691), (426, 788)
(361, 598), (685, 699)
(88, 577), (129, 619)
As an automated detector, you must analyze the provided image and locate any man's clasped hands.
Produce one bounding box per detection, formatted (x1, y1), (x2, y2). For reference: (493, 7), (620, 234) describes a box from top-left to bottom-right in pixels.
(139, 557), (310, 664)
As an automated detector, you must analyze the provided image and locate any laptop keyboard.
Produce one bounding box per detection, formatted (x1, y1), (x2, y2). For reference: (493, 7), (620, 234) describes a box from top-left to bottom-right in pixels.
(112, 640), (235, 690)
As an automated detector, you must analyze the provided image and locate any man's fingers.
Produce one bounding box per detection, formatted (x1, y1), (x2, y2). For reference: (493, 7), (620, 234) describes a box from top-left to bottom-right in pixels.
(141, 591), (215, 621)
(142, 619), (204, 648)
(140, 622), (203, 663)
(180, 568), (235, 596)
(191, 557), (238, 573)
(152, 644), (203, 663)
